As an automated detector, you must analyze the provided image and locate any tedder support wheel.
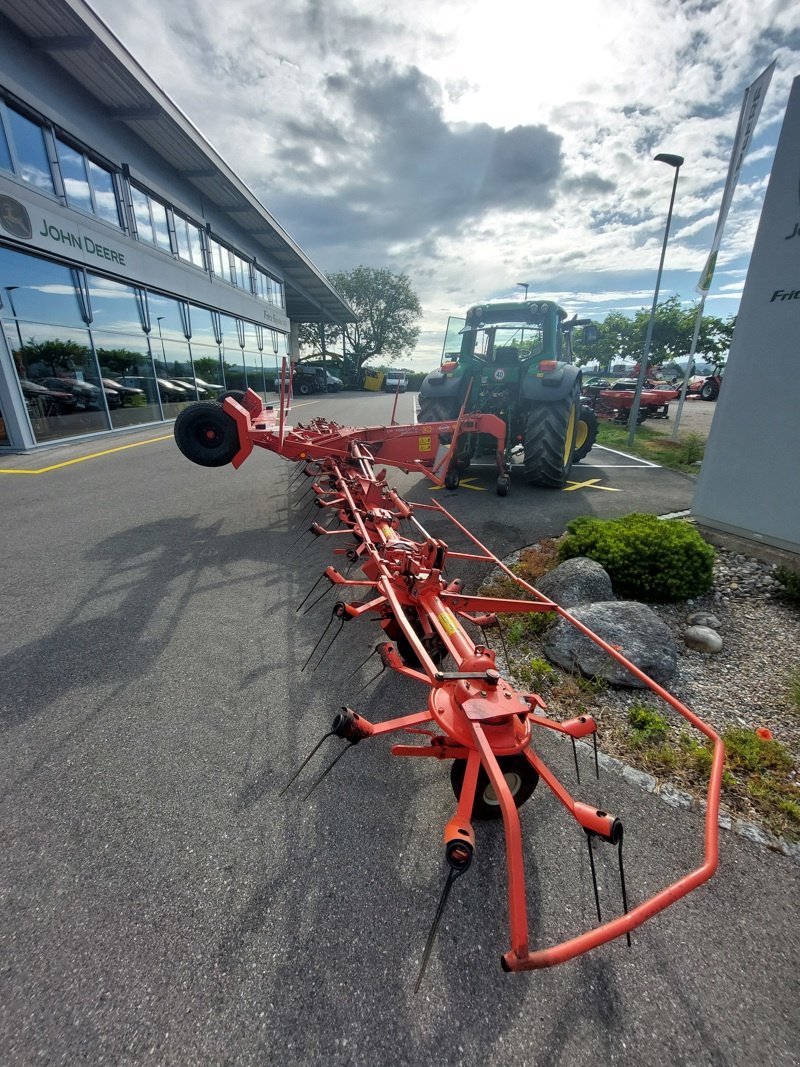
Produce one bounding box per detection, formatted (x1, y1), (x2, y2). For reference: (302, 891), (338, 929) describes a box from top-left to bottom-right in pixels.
(522, 383), (580, 488)
(496, 474), (510, 496)
(444, 470), (460, 490)
(573, 404), (599, 463)
(450, 753), (539, 820)
(174, 401), (240, 467)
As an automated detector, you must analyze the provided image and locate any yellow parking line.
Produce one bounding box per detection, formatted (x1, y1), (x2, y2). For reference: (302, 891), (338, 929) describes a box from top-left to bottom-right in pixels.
(0, 434), (173, 475)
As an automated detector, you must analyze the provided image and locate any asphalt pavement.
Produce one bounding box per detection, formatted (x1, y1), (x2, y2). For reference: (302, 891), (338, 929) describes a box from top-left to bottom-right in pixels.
(1, 391), (798, 1066)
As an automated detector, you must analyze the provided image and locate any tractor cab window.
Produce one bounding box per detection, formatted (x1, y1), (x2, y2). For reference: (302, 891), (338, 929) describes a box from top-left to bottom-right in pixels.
(470, 324), (545, 362)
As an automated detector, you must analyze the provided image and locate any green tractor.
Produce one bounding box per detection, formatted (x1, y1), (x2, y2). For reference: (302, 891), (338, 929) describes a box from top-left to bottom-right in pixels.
(418, 300), (599, 492)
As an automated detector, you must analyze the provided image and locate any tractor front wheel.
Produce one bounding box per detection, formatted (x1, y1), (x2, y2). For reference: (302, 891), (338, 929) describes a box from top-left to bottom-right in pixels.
(573, 404), (598, 463)
(522, 385), (580, 487)
(174, 401), (240, 467)
(450, 753), (539, 820)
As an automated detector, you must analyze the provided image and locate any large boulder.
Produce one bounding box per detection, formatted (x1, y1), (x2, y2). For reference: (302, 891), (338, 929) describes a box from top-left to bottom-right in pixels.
(534, 557), (614, 608)
(542, 600), (678, 687)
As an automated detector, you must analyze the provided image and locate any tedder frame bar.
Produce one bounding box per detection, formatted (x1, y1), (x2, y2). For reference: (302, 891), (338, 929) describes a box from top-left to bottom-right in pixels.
(174, 385), (723, 976)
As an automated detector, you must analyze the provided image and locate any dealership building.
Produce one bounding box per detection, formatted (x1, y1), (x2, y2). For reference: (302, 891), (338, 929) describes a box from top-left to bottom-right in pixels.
(0, 0), (352, 451)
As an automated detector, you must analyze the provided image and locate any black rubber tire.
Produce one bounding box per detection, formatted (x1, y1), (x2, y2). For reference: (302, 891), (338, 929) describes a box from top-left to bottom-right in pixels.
(450, 753), (539, 820)
(573, 404), (598, 463)
(700, 379), (719, 401)
(173, 401), (240, 467)
(297, 382), (312, 396)
(496, 475), (510, 497)
(219, 390), (246, 404)
(522, 384), (580, 488)
(418, 398), (459, 423)
(444, 470), (460, 490)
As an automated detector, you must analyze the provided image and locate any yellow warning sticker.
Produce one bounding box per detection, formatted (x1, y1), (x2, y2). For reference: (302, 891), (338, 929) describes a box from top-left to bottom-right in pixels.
(438, 610), (458, 636)
(418, 435), (432, 453)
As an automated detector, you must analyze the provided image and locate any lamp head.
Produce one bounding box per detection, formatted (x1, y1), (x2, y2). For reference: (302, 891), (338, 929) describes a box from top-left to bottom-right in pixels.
(654, 153), (684, 168)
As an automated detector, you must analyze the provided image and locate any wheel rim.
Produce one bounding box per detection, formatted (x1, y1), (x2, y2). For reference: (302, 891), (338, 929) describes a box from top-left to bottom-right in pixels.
(482, 771), (523, 807)
(574, 417), (588, 451)
(563, 404), (578, 467)
(196, 423), (219, 447)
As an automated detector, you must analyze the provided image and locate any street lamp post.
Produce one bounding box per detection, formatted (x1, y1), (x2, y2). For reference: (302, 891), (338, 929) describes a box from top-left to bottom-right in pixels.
(516, 282), (529, 300)
(627, 153), (684, 444)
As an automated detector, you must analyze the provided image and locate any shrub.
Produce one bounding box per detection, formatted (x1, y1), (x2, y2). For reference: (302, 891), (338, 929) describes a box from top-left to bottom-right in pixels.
(775, 566), (800, 607)
(627, 704), (670, 745)
(558, 513), (715, 602)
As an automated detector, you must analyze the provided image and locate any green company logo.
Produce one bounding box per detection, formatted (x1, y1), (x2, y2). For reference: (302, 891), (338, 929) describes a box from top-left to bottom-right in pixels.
(0, 195), (32, 239)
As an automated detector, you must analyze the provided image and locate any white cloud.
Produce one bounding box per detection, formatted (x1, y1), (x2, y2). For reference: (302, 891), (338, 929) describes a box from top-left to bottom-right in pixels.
(87, 0), (797, 366)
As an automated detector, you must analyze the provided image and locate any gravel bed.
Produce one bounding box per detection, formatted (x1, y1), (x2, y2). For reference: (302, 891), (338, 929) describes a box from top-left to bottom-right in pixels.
(596, 550), (800, 760)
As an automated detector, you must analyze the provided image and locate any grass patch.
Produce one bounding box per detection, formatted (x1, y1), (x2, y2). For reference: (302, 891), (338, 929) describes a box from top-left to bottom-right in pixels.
(612, 715), (800, 841)
(480, 538), (561, 599)
(596, 422), (706, 472)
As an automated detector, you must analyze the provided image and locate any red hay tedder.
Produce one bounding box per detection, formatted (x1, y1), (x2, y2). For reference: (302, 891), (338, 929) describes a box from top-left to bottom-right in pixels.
(174, 378), (723, 983)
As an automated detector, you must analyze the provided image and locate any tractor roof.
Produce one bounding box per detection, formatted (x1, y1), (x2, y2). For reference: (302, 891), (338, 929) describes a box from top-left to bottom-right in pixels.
(462, 300), (567, 330)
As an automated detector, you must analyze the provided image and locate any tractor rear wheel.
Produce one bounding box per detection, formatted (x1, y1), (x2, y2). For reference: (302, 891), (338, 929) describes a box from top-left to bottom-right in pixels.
(573, 404), (598, 463)
(522, 384), (580, 487)
(700, 379), (719, 401)
(417, 398), (458, 423)
(174, 401), (240, 467)
(450, 753), (539, 820)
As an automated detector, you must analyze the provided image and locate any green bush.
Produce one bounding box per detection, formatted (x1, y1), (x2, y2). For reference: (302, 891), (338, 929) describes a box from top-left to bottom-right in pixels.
(558, 513), (715, 602)
(776, 566), (800, 607)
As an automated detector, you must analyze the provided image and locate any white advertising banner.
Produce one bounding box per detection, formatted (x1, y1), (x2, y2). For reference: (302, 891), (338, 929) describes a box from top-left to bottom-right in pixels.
(692, 75), (800, 554)
(697, 62), (775, 294)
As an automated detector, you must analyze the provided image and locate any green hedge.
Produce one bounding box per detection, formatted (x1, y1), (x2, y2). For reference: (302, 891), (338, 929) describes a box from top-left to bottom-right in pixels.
(558, 513), (715, 602)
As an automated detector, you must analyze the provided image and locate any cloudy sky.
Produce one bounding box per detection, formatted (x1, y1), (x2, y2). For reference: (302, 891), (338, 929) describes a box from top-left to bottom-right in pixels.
(89, 0), (799, 367)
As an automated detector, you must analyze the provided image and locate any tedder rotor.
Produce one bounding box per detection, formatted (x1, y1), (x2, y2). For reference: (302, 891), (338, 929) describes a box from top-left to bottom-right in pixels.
(174, 381), (724, 983)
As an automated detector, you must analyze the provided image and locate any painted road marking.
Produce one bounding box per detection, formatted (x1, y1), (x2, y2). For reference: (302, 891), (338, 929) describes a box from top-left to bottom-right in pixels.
(0, 434), (173, 475)
(563, 477), (623, 492)
(430, 477), (486, 492)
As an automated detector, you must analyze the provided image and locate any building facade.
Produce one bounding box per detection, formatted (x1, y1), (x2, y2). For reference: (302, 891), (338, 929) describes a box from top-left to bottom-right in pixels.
(0, 0), (352, 451)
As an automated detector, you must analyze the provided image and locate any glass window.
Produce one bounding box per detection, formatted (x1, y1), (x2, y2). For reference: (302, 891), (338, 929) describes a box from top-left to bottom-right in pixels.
(0, 245), (86, 328)
(130, 185), (153, 243)
(150, 198), (172, 252)
(56, 138), (93, 213)
(208, 237), (233, 284)
(232, 253), (251, 291)
(255, 267), (285, 309)
(5, 320), (110, 442)
(88, 161), (122, 228)
(174, 215), (205, 269)
(6, 107), (55, 194)
(0, 118), (12, 173)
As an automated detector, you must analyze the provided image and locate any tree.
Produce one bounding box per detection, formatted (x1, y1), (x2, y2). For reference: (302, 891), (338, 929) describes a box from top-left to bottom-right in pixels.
(298, 266), (421, 376)
(576, 298), (734, 373)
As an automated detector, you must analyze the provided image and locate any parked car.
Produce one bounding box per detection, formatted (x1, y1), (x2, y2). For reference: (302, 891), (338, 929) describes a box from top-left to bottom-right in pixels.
(301, 364), (343, 392)
(167, 378), (210, 399)
(19, 378), (77, 416)
(172, 376), (225, 396)
(383, 369), (408, 393)
(39, 376), (121, 409)
(101, 377), (145, 406)
(112, 375), (192, 404)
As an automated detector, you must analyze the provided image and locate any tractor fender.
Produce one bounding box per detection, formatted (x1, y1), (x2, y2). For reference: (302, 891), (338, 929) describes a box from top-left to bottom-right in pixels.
(520, 363), (582, 404)
(419, 368), (469, 404)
